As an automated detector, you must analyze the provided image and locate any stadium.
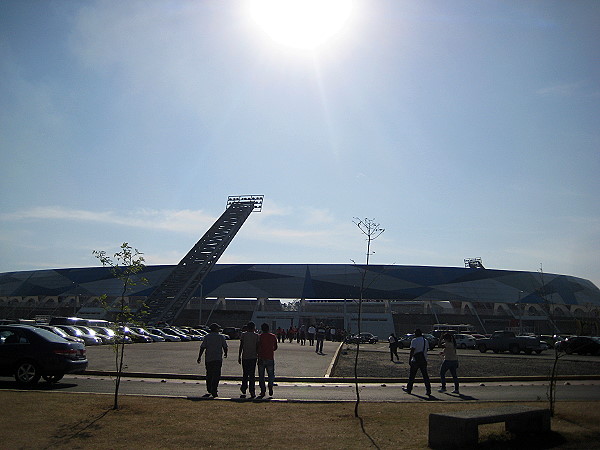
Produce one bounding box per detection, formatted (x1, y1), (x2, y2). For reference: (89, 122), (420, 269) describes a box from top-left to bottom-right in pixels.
(2, 197), (599, 337)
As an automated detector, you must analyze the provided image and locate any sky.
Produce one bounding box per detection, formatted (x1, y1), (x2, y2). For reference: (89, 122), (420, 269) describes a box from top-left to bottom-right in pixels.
(1, 0), (599, 289)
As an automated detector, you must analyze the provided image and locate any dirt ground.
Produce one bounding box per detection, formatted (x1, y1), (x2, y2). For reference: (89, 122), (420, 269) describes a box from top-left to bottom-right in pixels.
(332, 344), (600, 378)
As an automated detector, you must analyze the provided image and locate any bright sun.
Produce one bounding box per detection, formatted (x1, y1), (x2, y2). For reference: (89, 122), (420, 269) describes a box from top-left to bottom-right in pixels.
(249, 0), (355, 50)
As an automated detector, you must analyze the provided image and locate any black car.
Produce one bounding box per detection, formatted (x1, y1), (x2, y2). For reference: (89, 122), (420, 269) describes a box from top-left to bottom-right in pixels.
(556, 336), (600, 355)
(0, 324), (88, 385)
(345, 332), (379, 344)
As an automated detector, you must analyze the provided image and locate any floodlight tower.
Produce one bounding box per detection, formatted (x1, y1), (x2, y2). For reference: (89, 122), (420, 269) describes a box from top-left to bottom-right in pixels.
(145, 195), (263, 324)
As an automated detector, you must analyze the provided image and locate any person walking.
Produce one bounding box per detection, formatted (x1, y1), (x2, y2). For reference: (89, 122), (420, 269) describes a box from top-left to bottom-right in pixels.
(307, 324), (316, 346)
(238, 321), (259, 398)
(197, 323), (228, 398)
(299, 325), (306, 346)
(402, 328), (431, 396)
(258, 322), (278, 397)
(438, 333), (460, 394)
(315, 323), (326, 354)
(388, 332), (399, 361)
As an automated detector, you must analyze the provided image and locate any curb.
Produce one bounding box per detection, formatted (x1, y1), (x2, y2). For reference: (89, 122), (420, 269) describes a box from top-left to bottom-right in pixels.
(81, 370), (600, 384)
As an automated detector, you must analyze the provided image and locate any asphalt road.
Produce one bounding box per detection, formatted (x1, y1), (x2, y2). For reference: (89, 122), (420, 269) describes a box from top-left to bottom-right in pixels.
(2, 375), (599, 404)
(2, 340), (599, 403)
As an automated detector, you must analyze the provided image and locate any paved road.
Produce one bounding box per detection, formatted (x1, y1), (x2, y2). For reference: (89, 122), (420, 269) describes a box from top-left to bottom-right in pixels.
(84, 339), (339, 377)
(3, 375), (599, 403)
(2, 340), (599, 403)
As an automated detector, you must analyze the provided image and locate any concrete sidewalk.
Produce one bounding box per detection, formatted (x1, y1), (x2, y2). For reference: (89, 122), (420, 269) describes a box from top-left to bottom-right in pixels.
(85, 339), (341, 378)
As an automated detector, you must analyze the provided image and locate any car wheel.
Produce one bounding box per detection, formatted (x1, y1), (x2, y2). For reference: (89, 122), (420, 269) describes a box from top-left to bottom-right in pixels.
(42, 374), (64, 383)
(535, 350), (542, 354)
(565, 347), (573, 355)
(478, 344), (487, 353)
(459, 343), (467, 349)
(15, 361), (41, 385)
(509, 344), (520, 354)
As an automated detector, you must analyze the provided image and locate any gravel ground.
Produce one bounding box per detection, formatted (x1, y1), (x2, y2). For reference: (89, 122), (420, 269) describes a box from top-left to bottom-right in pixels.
(331, 343), (600, 378)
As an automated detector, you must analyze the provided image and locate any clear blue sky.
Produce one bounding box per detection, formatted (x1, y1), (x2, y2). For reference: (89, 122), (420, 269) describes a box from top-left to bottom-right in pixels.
(1, 1), (599, 288)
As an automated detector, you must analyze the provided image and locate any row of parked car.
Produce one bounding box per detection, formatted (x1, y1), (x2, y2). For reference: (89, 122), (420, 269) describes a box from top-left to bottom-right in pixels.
(0, 321), (223, 387)
(34, 324), (214, 346)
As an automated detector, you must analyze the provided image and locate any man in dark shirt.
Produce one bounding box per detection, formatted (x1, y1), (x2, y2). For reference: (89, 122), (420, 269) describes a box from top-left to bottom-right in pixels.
(315, 322), (326, 354)
(238, 321), (259, 398)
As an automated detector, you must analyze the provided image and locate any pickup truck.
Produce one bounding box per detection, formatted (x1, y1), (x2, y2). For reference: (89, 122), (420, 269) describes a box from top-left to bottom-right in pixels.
(476, 331), (544, 354)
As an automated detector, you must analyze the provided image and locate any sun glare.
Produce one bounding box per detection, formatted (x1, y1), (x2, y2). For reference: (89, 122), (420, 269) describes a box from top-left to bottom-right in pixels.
(249, 0), (355, 50)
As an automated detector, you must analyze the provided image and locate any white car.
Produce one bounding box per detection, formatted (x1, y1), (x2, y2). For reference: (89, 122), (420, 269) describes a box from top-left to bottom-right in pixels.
(453, 334), (477, 349)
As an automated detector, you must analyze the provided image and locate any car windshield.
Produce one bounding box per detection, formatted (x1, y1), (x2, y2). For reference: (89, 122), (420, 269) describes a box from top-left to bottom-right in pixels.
(50, 327), (69, 338)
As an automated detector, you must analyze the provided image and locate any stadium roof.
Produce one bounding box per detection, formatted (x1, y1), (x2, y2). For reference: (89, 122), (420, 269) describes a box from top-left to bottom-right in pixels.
(2, 264), (599, 306)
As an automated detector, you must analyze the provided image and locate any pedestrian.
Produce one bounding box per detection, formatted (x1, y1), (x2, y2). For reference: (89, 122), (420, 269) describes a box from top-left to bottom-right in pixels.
(402, 328), (431, 396)
(238, 321), (259, 398)
(258, 322), (278, 397)
(315, 322), (326, 354)
(307, 324), (316, 346)
(299, 325), (306, 346)
(197, 322), (228, 398)
(438, 333), (460, 394)
(388, 332), (399, 361)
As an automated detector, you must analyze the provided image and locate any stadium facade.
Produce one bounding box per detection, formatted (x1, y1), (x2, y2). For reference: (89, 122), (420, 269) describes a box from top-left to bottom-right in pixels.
(2, 264), (599, 337)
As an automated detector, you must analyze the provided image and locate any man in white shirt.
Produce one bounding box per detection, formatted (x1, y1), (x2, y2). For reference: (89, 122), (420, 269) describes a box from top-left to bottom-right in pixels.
(307, 325), (316, 346)
(402, 328), (431, 396)
(197, 322), (228, 398)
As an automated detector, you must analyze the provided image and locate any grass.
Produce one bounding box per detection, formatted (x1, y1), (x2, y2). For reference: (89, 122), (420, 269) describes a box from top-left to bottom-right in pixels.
(3, 391), (600, 449)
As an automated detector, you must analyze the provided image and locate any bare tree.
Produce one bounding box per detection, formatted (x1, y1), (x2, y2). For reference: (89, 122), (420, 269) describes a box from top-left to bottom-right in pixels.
(352, 218), (384, 419)
(93, 242), (148, 410)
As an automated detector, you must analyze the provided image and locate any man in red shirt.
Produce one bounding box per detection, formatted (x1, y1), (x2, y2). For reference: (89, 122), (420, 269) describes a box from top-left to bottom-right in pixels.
(258, 322), (278, 398)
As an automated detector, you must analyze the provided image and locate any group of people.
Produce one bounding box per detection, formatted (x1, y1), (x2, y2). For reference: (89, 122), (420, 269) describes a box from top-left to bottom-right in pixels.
(198, 322), (460, 399)
(197, 321), (278, 399)
(394, 329), (460, 396)
(275, 324), (345, 346)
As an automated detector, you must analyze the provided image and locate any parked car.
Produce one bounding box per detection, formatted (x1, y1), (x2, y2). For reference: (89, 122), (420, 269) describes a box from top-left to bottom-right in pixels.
(55, 325), (102, 346)
(423, 333), (439, 349)
(397, 333), (437, 349)
(222, 327), (241, 339)
(477, 330), (545, 354)
(35, 325), (85, 345)
(470, 334), (487, 340)
(453, 334), (477, 349)
(556, 336), (600, 355)
(160, 327), (192, 341)
(189, 328), (208, 337)
(130, 327), (165, 342)
(177, 327), (205, 340)
(0, 324), (88, 385)
(119, 326), (152, 343)
(345, 332), (378, 344)
(78, 326), (115, 345)
(147, 328), (181, 342)
(90, 326), (133, 344)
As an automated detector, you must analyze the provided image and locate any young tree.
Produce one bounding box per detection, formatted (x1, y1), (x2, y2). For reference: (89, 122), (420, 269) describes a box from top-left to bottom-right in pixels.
(93, 242), (148, 410)
(352, 218), (384, 419)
